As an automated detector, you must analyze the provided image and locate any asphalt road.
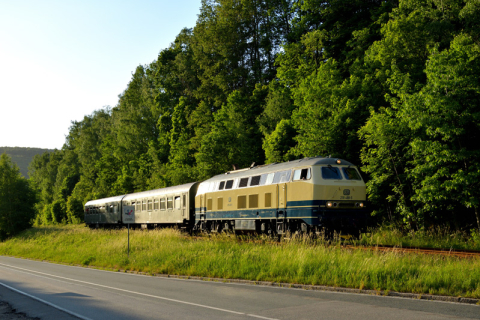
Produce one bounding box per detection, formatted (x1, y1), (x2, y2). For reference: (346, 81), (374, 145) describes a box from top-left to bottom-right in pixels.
(0, 256), (478, 320)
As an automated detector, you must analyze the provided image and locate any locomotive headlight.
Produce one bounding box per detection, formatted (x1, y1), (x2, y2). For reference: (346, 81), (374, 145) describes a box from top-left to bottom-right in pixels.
(327, 201), (333, 208)
(336, 159), (341, 164)
(359, 202), (364, 208)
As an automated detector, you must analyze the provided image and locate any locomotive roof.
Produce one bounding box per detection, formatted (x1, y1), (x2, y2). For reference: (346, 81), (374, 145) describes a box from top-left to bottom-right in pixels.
(85, 195), (126, 206)
(122, 182), (199, 200)
(202, 157), (356, 183)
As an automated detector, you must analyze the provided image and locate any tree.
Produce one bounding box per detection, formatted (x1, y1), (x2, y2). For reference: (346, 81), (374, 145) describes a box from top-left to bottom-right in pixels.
(196, 91), (264, 178)
(66, 196), (84, 224)
(402, 34), (480, 230)
(0, 154), (36, 240)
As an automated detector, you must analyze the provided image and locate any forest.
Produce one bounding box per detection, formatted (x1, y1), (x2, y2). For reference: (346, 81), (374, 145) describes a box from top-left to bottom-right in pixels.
(0, 147), (52, 178)
(27, 0), (480, 232)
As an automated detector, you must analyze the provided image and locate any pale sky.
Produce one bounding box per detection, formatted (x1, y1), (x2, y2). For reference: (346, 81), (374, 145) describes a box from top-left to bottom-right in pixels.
(0, 0), (201, 150)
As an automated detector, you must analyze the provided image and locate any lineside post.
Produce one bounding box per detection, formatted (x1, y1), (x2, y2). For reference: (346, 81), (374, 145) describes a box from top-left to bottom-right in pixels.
(122, 205), (135, 258)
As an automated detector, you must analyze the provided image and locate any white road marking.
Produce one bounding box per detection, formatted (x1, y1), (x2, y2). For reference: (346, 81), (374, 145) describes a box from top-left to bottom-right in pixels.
(0, 281), (92, 320)
(0, 262), (279, 320)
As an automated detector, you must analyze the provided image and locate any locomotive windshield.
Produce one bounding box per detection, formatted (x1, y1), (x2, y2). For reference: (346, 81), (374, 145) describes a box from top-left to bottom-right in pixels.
(321, 166), (342, 179)
(342, 167), (362, 180)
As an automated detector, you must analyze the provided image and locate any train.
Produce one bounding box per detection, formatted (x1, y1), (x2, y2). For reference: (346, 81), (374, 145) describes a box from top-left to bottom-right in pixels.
(84, 156), (368, 236)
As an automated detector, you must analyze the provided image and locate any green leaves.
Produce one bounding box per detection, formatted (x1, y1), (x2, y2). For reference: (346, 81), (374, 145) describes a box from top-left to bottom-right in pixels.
(0, 154), (36, 240)
(196, 90), (264, 178)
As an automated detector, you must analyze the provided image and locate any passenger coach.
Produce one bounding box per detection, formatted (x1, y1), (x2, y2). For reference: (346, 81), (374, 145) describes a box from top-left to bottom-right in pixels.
(85, 182), (199, 229)
(194, 157), (368, 235)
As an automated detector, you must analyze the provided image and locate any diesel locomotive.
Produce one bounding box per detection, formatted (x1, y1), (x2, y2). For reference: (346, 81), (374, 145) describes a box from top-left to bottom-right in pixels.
(84, 156), (368, 235)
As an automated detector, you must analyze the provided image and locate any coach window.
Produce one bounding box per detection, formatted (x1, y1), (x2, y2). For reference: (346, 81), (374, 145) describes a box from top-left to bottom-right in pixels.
(148, 200), (153, 211)
(293, 168), (311, 181)
(154, 199), (159, 210)
(250, 175), (261, 186)
(160, 198), (166, 210)
(167, 197), (173, 209)
(239, 177), (249, 188)
(266, 173), (275, 184)
(259, 173), (272, 185)
(136, 201), (141, 212)
(142, 201), (147, 211)
(321, 166), (342, 179)
(183, 195), (186, 208)
(342, 167), (362, 180)
(273, 170), (291, 184)
(225, 180), (234, 189)
(175, 196), (181, 209)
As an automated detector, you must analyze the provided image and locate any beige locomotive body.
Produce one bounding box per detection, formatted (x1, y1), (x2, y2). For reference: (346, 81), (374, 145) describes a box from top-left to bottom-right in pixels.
(195, 157), (367, 234)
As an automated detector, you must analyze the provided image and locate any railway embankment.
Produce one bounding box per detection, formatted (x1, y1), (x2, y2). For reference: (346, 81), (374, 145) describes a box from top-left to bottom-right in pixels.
(0, 225), (479, 302)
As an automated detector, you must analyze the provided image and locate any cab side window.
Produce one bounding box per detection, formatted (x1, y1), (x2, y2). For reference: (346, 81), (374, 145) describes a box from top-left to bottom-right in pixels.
(293, 168), (311, 181)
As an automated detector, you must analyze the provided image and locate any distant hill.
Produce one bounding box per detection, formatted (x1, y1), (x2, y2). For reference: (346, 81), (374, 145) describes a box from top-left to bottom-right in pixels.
(0, 147), (54, 178)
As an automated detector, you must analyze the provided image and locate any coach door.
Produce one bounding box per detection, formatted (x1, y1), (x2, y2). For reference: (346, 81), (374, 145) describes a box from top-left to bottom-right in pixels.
(278, 183), (287, 209)
(182, 193), (187, 217)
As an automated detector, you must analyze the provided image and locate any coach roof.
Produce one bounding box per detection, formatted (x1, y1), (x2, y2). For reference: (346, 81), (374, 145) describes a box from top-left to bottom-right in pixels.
(122, 182), (199, 201)
(85, 195), (126, 206)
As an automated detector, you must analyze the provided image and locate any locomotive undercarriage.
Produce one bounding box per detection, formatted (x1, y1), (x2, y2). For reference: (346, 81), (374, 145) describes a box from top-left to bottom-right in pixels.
(194, 211), (365, 238)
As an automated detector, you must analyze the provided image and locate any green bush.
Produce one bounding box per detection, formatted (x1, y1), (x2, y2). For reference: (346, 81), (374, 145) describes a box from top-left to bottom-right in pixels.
(66, 196), (84, 224)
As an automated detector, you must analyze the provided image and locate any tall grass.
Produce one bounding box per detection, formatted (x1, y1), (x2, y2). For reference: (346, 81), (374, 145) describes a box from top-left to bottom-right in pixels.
(1, 225), (479, 299)
(359, 225), (480, 250)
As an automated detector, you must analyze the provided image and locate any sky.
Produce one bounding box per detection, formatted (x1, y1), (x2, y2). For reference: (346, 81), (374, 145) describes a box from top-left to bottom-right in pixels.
(0, 0), (201, 150)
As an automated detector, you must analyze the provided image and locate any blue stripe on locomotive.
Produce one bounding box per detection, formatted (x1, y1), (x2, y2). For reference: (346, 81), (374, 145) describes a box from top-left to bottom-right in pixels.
(195, 200), (367, 227)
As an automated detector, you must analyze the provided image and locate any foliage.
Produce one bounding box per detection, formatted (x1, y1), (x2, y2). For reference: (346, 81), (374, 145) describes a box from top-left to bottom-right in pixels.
(66, 196), (84, 224)
(0, 154), (36, 240)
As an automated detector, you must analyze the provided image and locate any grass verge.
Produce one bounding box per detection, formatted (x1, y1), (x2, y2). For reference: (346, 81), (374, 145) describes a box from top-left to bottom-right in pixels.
(359, 225), (480, 250)
(0, 225), (479, 299)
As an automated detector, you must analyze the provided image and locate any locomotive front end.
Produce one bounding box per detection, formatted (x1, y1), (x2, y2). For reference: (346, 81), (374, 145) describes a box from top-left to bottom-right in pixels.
(311, 159), (368, 236)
